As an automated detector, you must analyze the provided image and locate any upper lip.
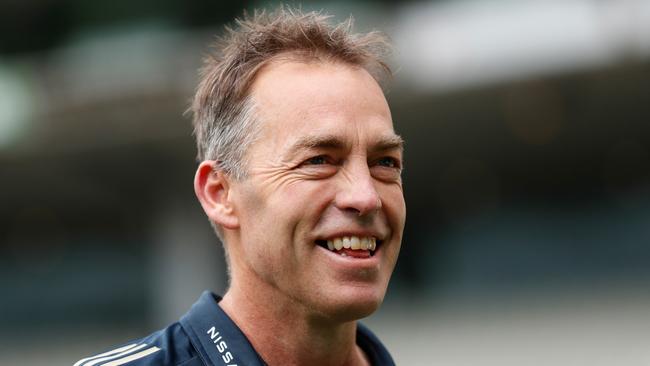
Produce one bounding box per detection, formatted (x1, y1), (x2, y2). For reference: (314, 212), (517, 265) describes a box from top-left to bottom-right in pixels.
(316, 230), (386, 242)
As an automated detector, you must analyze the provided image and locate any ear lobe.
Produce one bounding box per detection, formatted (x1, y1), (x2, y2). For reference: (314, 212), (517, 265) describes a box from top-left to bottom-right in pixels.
(194, 161), (240, 230)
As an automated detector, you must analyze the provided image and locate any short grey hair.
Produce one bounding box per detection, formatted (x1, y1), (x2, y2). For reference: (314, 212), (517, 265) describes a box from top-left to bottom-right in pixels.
(190, 6), (392, 180)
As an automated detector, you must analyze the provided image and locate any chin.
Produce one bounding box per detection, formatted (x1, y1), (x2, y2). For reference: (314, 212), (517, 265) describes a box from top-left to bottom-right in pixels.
(317, 285), (386, 322)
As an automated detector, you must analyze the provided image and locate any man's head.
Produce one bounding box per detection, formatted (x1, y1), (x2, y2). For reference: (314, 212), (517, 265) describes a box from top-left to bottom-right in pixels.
(193, 7), (405, 321)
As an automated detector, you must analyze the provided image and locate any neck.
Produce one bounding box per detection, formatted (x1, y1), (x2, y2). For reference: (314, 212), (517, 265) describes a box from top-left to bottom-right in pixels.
(219, 281), (370, 366)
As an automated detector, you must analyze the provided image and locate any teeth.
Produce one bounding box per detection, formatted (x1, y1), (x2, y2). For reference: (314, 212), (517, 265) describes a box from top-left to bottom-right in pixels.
(322, 236), (378, 252)
(342, 237), (351, 249)
(360, 237), (369, 250)
(350, 237), (360, 250)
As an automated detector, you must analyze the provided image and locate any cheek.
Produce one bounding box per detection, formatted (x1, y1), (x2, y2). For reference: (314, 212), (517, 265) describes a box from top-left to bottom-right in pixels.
(381, 185), (406, 227)
(274, 179), (336, 216)
(385, 188), (406, 265)
(240, 181), (327, 247)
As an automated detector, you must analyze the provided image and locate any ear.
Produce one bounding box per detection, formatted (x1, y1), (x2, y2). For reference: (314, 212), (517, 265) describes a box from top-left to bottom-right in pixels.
(194, 160), (240, 230)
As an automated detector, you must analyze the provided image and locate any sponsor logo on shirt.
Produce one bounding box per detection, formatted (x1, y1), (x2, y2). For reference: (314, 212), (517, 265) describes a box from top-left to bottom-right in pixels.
(207, 326), (238, 365)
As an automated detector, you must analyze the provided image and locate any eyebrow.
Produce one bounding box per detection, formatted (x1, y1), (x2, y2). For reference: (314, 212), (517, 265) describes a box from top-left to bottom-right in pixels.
(369, 134), (405, 154)
(290, 135), (346, 153)
(286, 133), (404, 158)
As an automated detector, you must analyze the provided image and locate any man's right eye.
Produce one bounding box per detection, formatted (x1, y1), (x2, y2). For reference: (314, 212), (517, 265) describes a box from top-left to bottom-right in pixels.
(304, 155), (328, 165)
(298, 156), (339, 177)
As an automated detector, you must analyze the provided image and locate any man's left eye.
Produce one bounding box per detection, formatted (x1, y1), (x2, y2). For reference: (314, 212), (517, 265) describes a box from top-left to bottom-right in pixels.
(377, 157), (399, 168)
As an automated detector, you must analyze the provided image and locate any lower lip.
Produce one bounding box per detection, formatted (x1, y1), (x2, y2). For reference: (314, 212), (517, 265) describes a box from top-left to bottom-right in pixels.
(316, 243), (381, 268)
(336, 248), (371, 258)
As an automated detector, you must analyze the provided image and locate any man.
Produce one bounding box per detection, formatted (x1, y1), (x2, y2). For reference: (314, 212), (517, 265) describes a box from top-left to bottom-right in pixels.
(74, 7), (405, 366)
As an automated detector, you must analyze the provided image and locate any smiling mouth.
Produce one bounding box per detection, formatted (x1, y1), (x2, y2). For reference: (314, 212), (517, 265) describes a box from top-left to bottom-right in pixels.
(316, 236), (380, 258)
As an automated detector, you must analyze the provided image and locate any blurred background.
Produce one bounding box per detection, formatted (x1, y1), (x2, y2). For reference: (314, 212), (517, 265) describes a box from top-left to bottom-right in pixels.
(1, 0), (649, 365)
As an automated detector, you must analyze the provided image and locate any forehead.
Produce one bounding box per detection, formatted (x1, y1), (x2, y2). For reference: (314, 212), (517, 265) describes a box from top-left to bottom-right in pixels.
(249, 60), (396, 152)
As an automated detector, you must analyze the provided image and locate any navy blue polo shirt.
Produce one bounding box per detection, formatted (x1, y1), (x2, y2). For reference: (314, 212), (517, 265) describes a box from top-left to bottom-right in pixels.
(74, 291), (395, 366)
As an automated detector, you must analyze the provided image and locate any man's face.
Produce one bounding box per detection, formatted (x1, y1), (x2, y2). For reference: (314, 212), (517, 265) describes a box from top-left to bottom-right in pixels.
(228, 60), (405, 320)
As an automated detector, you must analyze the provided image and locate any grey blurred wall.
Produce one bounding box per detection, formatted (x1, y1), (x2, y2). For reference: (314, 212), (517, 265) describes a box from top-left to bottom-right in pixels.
(1, 0), (650, 365)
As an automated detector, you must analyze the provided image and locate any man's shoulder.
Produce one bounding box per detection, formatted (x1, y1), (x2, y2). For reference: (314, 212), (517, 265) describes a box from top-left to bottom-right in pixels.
(72, 322), (203, 366)
(73, 291), (260, 366)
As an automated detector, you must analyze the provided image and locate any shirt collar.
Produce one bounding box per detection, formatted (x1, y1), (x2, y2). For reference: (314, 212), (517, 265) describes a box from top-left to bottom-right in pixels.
(357, 322), (396, 365)
(180, 291), (266, 366)
(180, 291), (394, 366)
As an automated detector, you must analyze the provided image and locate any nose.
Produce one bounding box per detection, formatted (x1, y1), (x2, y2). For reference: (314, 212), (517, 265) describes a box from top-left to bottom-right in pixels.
(334, 161), (382, 216)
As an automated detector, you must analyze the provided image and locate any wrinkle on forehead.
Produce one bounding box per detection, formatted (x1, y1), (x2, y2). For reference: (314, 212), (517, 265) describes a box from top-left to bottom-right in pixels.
(245, 60), (398, 166)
